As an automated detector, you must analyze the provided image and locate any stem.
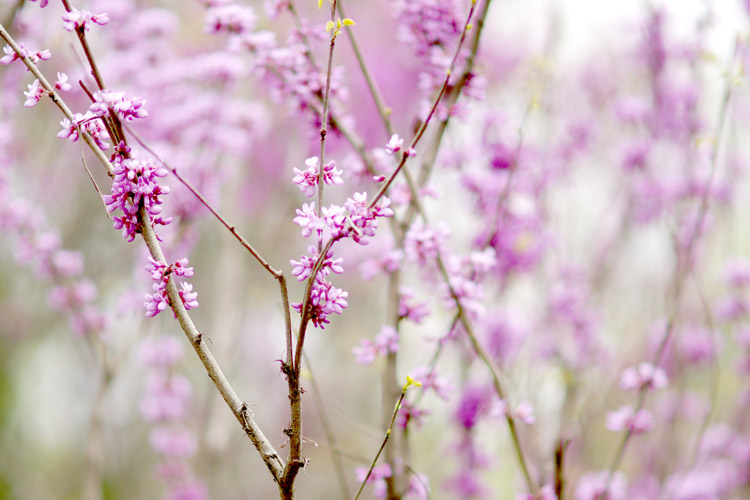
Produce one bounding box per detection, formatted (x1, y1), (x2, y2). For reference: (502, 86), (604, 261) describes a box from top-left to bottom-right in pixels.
(317, 0), (338, 252)
(354, 386), (409, 500)
(140, 207), (286, 485)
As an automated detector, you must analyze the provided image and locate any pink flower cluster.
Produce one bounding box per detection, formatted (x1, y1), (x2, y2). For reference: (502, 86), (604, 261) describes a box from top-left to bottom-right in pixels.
(619, 363), (668, 391)
(353, 325), (398, 365)
(89, 90), (148, 122)
(138, 337), (207, 499)
(606, 406), (654, 434)
(575, 471), (626, 500)
(104, 146), (172, 242)
(61, 9), (110, 32)
(0, 43), (51, 65)
(355, 463), (429, 500)
(23, 80), (44, 108)
(325, 193), (394, 246)
(292, 156), (344, 197)
(290, 247), (348, 329)
(492, 399), (536, 425)
(57, 112), (111, 150)
(144, 257), (199, 317)
(289, 152), (393, 328)
(205, 3), (257, 35)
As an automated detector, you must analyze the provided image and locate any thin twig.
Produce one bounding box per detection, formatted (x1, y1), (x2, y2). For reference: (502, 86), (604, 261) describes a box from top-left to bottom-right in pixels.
(354, 380), (417, 500)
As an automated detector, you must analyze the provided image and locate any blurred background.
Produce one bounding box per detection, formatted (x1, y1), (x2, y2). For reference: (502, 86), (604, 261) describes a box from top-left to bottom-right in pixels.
(1, 0), (750, 499)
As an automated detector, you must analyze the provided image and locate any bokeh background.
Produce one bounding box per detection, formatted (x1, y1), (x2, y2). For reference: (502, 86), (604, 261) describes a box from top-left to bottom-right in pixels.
(1, 0), (750, 499)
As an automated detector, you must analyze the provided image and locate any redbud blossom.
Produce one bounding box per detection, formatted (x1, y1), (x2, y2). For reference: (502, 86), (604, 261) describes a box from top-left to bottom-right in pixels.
(104, 155), (172, 242)
(144, 258), (199, 317)
(606, 406), (654, 434)
(23, 79), (44, 108)
(620, 363), (668, 391)
(292, 156), (343, 198)
(54, 72), (71, 91)
(1, 43), (51, 65)
(61, 9), (110, 32)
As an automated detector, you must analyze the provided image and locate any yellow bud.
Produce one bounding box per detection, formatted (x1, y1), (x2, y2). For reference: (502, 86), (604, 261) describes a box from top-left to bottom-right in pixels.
(405, 375), (422, 388)
(343, 18), (355, 26)
(325, 20), (334, 32)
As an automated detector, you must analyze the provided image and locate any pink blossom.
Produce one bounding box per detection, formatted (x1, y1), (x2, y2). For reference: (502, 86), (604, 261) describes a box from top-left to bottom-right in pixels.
(517, 484), (557, 500)
(0, 43), (51, 65)
(606, 406), (654, 434)
(138, 336), (183, 367)
(205, 4), (257, 35)
(385, 134), (404, 155)
(23, 79), (44, 108)
(143, 258), (199, 317)
(89, 90), (148, 121)
(149, 426), (196, 457)
(355, 463), (392, 499)
(575, 471), (626, 500)
(410, 366), (453, 400)
(619, 363), (668, 391)
(398, 287), (430, 323)
(353, 326), (398, 365)
(292, 157), (343, 198)
(104, 151), (171, 241)
(54, 72), (71, 91)
(62, 9), (110, 32)
(292, 202), (322, 238)
(57, 111), (111, 150)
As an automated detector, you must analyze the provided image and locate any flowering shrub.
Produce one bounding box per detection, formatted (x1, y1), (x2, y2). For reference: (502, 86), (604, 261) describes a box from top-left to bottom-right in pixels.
(1, 1), (750, 499)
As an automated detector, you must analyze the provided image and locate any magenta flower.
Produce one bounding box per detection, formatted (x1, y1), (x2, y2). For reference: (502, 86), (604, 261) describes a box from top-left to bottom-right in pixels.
(54, 72), (71, 91)
(290, 246), (343, 282)
(292, 202), (322, 238)
(57, 112), (111, 150)
(385, 134), (404, 155)
(104, 152), (171, 241)
(0, 43), (51, 65)
(619, 363), (668, 391)
(61, 9), (110, 32)
(606, 406), (654, 434)
(23, 79), (44, 108)
(324, 193), (393, 245)
(292, 157), (344, 198)
(205, 4), (257, 35)
(352, 326), (398, 365)
(292, 278), (348, 329)
(143, 257), (199, 317)
(89, 90), (148, 122)
(575, 471), (626, 500)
